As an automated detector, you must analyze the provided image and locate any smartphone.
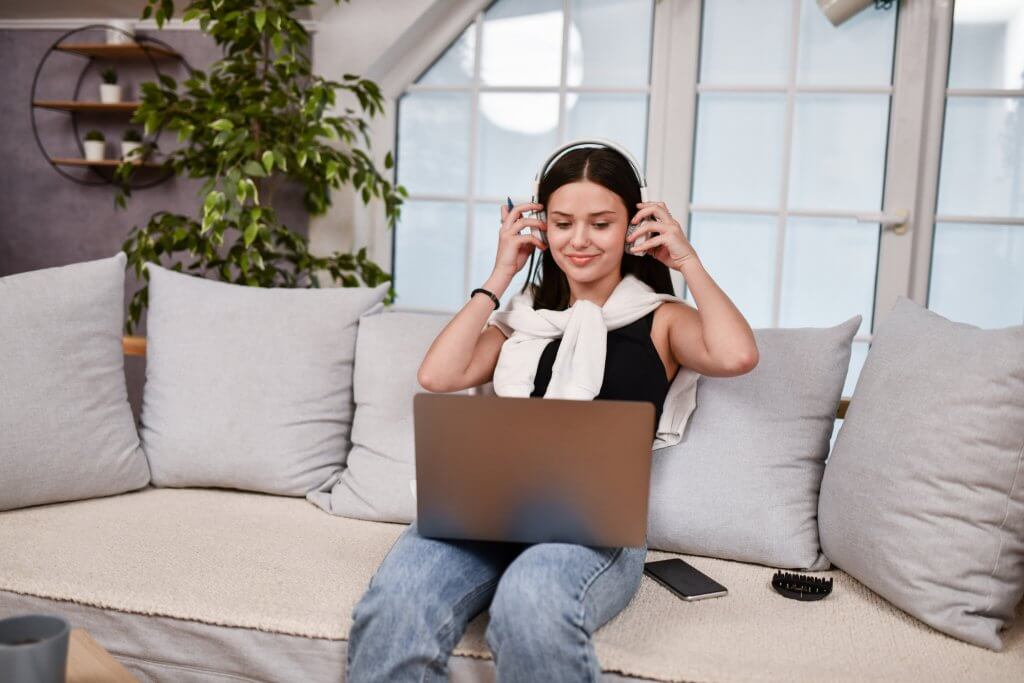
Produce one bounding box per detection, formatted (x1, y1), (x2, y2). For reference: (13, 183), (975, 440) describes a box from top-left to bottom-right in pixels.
(643, 558), (728, 601)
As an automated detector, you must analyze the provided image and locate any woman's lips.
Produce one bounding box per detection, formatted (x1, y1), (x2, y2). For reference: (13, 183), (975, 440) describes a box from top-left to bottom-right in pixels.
(567, 254), (598, 266)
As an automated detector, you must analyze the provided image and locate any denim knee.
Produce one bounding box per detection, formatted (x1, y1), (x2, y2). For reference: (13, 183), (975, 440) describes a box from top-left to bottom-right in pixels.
(484, 559), (587, 656)
(348, 570), (460, 683)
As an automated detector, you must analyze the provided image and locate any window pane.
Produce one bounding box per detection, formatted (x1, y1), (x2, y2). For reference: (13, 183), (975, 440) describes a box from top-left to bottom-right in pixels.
(481, 0), (563, 87)
(567, 0), (654, 87)
(476, 92), (560, 198)
(937, 97), (1024, 219)
(564, 93), (648, 169)
(416, 23), (475, 86)
(948, 1), (1024, 90)
(788, 94), (889, 212)
(929, 222), (1024, 328)
(796, 0), (896, 87)
(699, 0), (791, 86)
(686, 212), (777, 328)
(394, 200), (467, 311)
(692, 93), (786, 209)
(779, 216), (878, 336)
(396, 92), (472, 195)
(471, 203), (533, 308)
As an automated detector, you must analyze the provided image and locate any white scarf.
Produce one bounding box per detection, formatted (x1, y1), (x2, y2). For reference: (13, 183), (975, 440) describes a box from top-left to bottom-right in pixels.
(485, 273), (698, 451)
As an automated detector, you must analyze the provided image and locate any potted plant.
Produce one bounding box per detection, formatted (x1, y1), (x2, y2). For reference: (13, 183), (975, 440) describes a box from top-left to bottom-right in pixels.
(118, 0), (406, 334)
(99, 68), (121, 103)
(121, 128), (144, 161)
(83, 130), (105, 161)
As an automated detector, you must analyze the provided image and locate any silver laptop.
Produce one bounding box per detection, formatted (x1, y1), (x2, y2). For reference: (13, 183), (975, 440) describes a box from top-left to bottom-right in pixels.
(412, 392), (655, 548)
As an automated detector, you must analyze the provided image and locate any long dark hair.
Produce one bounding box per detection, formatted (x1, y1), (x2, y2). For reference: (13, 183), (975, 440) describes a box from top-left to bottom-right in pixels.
(520, 145), (675, 310)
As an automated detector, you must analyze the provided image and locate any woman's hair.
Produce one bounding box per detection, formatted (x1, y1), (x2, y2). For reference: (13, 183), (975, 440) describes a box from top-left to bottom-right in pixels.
(519, 145), (676, 310)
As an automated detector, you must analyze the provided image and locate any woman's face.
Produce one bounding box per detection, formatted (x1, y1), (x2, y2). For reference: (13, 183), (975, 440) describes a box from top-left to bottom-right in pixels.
(545, 180), (629, 283)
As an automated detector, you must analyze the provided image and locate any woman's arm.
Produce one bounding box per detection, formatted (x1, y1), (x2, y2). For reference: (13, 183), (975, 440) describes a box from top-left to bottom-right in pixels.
(418, 199), (547, 393)
(416, 270), (514, 393)
(666, 256), (759, 377)
(625, 201), (758, 378)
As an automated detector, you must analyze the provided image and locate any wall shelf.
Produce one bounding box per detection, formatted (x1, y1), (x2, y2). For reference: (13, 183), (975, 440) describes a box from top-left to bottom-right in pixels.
(52, 158), (164, 168)
(31, 24), (191, 189)
(54, 43), (180, 60)
(34, 100), (140, 113)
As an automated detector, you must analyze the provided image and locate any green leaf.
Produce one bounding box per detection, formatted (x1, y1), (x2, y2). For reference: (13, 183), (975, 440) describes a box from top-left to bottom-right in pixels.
(144, 112), (160, 136)
(210, 118), (234, 132)
(384, 150), (393, 169)
(261, 150), (274, 174)
(243, 160), (267, 177)
(296, 149), (307, 168)
(271, 33), (283, 54)
(243, 222), (258, 247)
(254, 9), (267, 31)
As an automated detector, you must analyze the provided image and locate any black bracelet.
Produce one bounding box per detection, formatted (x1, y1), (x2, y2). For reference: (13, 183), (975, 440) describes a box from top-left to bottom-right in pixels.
(471, 287), (500, 310)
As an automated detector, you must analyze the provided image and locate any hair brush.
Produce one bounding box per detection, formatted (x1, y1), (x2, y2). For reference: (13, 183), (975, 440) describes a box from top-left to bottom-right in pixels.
(771, 570), (834, 601)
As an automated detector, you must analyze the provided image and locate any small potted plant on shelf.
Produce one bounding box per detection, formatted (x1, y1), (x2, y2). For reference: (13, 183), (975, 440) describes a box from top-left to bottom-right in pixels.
(83, 130), (105, 161)
(99, 68), (121, 103)
(121, 128), (144, 162)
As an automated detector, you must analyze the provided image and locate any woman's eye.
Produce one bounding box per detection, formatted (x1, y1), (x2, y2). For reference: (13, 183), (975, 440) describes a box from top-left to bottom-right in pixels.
(594, 223), (609, 228)
(555, 222), (570, 228)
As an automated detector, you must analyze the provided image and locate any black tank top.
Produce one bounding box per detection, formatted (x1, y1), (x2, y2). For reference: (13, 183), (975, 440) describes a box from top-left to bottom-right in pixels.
(530, 309), (673, 437)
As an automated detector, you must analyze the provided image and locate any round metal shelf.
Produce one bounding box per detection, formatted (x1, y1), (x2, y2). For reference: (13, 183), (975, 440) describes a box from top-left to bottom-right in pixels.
(30, 24), (194, 190)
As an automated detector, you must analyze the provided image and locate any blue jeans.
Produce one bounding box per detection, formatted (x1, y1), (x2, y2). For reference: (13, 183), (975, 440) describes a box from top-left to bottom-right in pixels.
(346, 519), (647, 682)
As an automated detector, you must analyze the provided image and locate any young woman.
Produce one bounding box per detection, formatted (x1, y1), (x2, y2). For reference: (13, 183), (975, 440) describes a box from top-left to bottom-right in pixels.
(345, 146), (758, 682)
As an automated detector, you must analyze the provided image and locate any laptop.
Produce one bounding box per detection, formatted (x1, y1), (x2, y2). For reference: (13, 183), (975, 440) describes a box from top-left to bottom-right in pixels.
(412, 392), (655, 548)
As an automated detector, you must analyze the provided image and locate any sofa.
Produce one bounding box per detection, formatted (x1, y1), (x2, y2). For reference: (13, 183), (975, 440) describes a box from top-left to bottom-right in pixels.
(1, 253), (1022, 683)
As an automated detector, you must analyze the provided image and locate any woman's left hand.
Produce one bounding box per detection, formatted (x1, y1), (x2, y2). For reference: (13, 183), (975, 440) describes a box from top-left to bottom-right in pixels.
(627, 201), (699, 270)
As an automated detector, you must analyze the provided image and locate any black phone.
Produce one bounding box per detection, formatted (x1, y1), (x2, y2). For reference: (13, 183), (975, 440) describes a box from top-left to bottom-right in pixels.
(643, 558), (728, 601)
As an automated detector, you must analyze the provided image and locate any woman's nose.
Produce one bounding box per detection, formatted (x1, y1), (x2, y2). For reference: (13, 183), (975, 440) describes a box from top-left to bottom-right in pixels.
(570, 225), (591, 247)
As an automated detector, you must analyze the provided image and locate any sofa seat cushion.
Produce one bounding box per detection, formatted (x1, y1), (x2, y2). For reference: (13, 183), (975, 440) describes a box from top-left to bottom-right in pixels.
(0, 487), (1021, 683)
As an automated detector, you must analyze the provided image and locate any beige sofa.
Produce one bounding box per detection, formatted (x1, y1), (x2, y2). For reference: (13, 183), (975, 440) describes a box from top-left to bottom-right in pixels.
(1, 339), (1022, 683)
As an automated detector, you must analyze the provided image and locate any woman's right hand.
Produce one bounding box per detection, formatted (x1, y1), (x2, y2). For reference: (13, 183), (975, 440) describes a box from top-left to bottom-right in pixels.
(493, 201), (547, 278)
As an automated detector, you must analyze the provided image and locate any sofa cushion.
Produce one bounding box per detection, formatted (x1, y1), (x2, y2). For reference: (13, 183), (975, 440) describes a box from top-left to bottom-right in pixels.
(306, 308), (467, 522)
(0, 487), (1021, 683)
(818, 296), (1024, 651)
(140, 263), (389, 496)
(0, 251), (149, 511)
(646, 315), (860, 570)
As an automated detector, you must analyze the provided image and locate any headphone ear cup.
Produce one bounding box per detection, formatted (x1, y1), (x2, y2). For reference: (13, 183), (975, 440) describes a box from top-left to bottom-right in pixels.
(625, 220), (647, 254)
(532, 210), (548, 246)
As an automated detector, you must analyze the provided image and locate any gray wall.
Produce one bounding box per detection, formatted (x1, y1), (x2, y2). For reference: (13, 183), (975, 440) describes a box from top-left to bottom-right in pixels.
(0, 27), (310, 422)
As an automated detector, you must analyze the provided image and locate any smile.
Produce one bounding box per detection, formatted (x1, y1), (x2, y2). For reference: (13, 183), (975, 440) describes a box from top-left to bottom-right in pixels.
(567, 254), (598, 266)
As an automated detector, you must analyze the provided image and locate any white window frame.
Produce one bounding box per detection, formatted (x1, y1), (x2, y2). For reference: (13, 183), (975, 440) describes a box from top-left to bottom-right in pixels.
(365, 0), (661, 314)
(346, 0), (988, 334)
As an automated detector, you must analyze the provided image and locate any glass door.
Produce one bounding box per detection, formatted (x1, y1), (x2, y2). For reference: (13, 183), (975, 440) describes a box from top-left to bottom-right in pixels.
(925, 0), (1024, 327)
(682, 0), (900, 399)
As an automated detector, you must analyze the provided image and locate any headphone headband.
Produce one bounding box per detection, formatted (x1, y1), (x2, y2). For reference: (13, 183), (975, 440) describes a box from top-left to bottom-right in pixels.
(531, 137), (649, 203)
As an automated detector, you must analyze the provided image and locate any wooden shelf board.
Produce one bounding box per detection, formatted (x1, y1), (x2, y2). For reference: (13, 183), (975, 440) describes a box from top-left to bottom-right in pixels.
(34, 100), (140, 112)
(55, 42), (180, 60)
(52, 157), (164, 168)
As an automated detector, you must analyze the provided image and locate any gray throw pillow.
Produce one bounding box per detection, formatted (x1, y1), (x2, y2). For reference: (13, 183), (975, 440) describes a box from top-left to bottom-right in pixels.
(818, 296), (1024, 651)
(307, 309), (468, 521)
(646, 315), (861, 570)
(140, 263), (390, 496)
(0, 252), (150, 511)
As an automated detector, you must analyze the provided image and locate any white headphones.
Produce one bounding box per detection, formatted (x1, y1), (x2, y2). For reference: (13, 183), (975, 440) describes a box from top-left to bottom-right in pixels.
(523, 137), (653, 253)
(531, 136), (650, 204)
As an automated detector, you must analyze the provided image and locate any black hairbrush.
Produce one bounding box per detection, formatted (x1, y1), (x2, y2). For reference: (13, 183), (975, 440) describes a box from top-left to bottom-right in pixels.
(771, 571), (833, 601)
